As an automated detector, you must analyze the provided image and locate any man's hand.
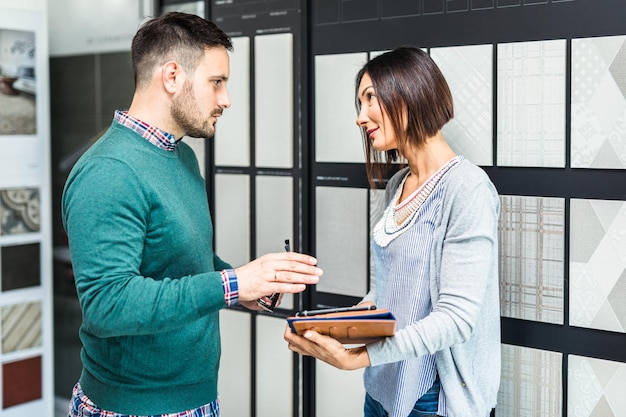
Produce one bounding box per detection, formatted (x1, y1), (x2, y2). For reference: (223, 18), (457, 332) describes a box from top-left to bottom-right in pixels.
(235, 252), (322, 302)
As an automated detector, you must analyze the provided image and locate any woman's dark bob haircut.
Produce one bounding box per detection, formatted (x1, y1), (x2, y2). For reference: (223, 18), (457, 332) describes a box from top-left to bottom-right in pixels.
(356, 46), (454, 188)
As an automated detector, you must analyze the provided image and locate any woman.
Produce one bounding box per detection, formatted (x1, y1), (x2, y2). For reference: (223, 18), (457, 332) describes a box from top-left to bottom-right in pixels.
(284, 46), (501, 417)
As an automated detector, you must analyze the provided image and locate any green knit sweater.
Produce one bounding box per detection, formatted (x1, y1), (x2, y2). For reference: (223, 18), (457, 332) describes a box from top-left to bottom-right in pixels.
(62, 122), (231, 415)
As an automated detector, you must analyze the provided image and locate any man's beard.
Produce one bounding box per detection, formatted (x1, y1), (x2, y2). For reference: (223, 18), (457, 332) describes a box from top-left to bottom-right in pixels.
(171, 81), (221, 139)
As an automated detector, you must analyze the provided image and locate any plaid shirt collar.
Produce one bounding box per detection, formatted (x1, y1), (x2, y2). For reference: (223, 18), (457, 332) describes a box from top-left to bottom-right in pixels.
(114, 110), (178, 151)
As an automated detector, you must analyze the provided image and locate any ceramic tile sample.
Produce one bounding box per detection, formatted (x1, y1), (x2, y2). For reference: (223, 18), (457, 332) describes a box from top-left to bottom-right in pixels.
(255, 175), (293, 257)
(0, 188), (40, 235)
(498, 344), (562, 417)
(255, 33), (293, 168)
(570, 199), (626, 333)
(316, 360), (365, 416)
(256, 315), (293, 415)
(214, 174), (250, 268)
(431, 44), (493, 166)
(1, 243), (40, 291)
(316, 186), (368, 297)
(499, 196), (565, 324)
(255, 175), (294, 310)
(571, 35), (626, 169)
(2, 302), (41, 353)
(218, 310), (251, 417)
(215, 36), (250, 167)
(315, 53), (368, 163)
(568, 355), (626, 417)
(2, 355), (42, 409)
(497, 40), (566, 167)
(369, 189), (386, 291)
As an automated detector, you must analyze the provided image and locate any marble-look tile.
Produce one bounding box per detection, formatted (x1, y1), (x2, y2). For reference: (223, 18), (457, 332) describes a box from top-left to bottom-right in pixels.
(499, 196), (565, 324)
(568, 355), (626, 417)
(431, 44), (493, 166)
(0, 188), (40, 235)
(570, 199), (626, 332)
(498, 344), (562, 417)
(497, 40), (566, 167)
(2, 302), (42, 353)
(571, 35), (626, 169)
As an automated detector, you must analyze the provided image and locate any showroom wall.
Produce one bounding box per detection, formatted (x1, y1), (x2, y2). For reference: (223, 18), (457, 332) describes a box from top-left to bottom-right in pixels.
(0, 0), (52, 416)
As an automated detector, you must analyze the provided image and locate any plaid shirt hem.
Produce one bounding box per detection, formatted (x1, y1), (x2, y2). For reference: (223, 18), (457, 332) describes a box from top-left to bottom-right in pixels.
(68, 382), (219, 417)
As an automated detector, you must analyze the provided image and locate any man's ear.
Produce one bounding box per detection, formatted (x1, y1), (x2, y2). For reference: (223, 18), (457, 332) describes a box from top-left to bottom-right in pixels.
(162, 61), (182, 94)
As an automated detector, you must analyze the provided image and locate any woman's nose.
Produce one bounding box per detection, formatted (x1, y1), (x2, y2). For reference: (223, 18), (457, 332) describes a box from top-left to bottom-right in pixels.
(356, 107), (368, 126)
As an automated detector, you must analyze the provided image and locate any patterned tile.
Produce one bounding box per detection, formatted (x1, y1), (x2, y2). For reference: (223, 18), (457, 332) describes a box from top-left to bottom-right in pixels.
(499, 196), (565, 324)
(431, 44), (493, 166)
(498, 344), (562, 417)
(568, 355), (626, 417)
(0, 188), (40, 235)
(1, 243), (40, 291)
(497, 40), (566, 167)
(571, 35), (626, 169)
(1, 302), (42, 353)
(2, 356), (42, 409)
(570, 199), (626, 332)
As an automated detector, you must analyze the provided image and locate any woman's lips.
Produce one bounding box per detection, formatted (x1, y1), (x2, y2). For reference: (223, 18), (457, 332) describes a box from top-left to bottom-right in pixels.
(367, 127), (378, 138)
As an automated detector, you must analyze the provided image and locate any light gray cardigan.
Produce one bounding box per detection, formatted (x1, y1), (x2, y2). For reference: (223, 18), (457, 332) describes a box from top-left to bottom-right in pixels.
(363, 160), (501, 417)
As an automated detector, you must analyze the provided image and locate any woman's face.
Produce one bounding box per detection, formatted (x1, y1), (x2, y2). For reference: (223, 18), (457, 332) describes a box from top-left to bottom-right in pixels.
(356, 73), (398, 152)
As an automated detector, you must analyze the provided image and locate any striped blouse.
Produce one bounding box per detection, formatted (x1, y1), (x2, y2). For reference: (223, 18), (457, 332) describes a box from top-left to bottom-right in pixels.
(364, 156), (461, 417)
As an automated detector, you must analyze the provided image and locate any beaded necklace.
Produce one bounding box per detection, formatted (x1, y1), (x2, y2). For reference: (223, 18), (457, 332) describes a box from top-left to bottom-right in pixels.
(373, 155), (463, 248)
(392, 156), (461, 225)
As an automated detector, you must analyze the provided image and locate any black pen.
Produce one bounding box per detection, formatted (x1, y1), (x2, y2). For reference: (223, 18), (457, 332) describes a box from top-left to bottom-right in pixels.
(268, 239), (290, 308)
(257, 238), (290, 312)
(295, 305), (376, 317)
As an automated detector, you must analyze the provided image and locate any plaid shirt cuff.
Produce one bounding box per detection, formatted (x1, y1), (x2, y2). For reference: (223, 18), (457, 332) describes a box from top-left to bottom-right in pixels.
(220, 269), (239, 306)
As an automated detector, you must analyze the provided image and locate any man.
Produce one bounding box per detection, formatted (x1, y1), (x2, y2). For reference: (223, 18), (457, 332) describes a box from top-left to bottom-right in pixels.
(62, 12), (322, 417)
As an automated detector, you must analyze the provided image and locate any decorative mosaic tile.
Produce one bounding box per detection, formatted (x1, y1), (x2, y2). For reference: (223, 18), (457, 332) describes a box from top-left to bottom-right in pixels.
(431, 44), (493, 166)
(1, 243), (40, 291)
(570, 199), (626, 333)
(2, 301), (42, 353)
(497, 40), (566, 167)
(568, 355), (626, 417)
(0, 188), (40, 235)
(499, 196), (565, 324)
(498, 344), (562, 417)
(571, 35), (626, 169)
(2, 355), (42, 409)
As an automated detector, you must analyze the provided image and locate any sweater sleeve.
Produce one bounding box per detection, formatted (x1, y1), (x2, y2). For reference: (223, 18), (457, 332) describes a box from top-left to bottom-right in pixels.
(366, 168), (500, 365)
(62, 157), (227, 338)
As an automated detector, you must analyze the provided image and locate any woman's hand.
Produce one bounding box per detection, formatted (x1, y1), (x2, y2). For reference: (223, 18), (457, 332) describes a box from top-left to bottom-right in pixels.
(284, 326), (371, 370)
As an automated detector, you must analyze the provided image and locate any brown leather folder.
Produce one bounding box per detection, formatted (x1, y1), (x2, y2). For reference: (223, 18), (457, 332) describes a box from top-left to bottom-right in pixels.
(287, 308), (396, 344)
